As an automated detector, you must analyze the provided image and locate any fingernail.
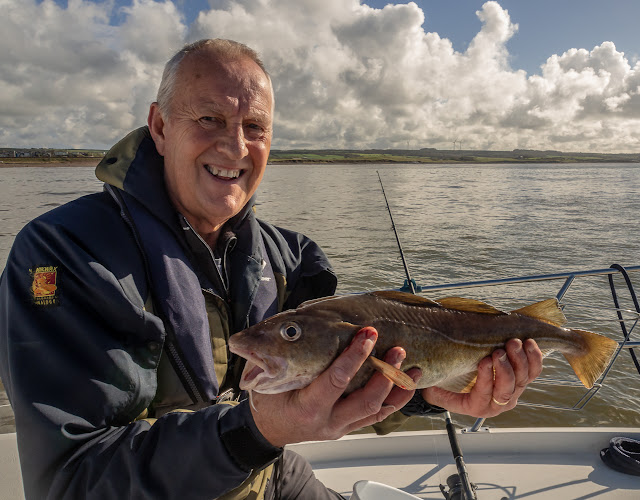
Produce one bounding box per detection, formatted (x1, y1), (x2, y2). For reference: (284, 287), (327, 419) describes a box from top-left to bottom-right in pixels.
(358, 327), (377, 349)
(389, 348), (406, 365)
(513, 339), (523, 353)
(499, 352), (508, 363)
(357, 327), (377, 340)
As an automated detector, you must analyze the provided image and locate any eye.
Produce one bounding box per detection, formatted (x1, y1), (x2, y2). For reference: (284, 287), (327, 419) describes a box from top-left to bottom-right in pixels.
(199, 116), (224, 127)
(280, 322), (302, 342)
(244, 123), (267, 140)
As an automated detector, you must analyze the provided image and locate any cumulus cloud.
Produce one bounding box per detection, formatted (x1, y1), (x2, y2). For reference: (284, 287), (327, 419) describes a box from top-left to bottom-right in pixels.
(1, 0), (639, 152)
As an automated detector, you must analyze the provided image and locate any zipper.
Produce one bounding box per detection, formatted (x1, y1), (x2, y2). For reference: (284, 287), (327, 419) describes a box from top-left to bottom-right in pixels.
(164, 342), (202, 403)
(202, 287), (241, 396)
(181, 216), (231, 298)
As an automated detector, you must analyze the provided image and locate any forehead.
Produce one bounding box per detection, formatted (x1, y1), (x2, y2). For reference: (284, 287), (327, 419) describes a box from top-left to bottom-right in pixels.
(175, 50), (273, 118)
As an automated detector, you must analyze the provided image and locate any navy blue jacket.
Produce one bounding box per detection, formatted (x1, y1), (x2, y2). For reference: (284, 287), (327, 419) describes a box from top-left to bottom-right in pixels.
(0, 127), (336, 499)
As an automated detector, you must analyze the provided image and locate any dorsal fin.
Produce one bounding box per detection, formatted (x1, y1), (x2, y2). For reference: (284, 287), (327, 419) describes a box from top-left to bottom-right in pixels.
(298, 295), (340, 309)
(436, 297), (506, 315)
(371, 291), (442, 307)
(511, 298), (567, 326)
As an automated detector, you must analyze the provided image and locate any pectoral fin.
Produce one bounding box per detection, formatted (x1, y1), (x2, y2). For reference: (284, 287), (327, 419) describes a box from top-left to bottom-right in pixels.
(437, 372), (478, 393)
(367, 356), (417, 391)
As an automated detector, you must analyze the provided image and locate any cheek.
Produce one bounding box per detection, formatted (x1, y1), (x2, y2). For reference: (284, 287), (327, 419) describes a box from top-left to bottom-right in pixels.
(165, 124), (208, 160)
(248, 146), (269, 178)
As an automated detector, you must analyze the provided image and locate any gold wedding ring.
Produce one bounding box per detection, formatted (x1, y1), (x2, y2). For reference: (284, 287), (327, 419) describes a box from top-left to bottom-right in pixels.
(492, 397), (510, 406)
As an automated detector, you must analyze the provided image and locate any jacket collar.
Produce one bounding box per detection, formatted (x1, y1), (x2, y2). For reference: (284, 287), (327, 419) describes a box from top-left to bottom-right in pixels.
(95, 126), (257, 242)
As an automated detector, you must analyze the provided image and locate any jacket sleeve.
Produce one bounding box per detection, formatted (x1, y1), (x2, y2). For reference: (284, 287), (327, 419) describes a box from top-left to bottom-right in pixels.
(0, 201), (280, 500)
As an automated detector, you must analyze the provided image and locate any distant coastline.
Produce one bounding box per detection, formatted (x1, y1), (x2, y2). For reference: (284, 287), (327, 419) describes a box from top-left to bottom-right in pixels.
(267, 148), (640, 164)
(1, 148), (638, 167)
(0, 158), (100, 168)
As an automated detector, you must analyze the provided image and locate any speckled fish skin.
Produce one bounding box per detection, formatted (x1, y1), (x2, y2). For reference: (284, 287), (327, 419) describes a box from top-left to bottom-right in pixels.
(229, 291), (618, 395)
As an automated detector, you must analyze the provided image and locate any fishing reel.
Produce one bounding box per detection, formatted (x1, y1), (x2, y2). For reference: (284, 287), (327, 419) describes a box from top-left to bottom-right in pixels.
(439, 474), (478, 500)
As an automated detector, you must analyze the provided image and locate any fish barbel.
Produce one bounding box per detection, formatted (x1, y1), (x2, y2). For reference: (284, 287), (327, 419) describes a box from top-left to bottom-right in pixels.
(229, 291), (618, 395)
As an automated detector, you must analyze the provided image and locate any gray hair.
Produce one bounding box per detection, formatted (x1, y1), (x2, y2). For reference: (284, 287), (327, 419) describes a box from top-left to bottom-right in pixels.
(156, 39), (270, 117)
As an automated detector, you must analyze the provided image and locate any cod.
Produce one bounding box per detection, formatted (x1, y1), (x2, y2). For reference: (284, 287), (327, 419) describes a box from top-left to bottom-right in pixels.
(229, 291), (618, 395)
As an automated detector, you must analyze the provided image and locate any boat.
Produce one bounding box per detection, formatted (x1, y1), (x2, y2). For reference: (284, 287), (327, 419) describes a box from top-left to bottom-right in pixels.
(1, 264), (639, 498)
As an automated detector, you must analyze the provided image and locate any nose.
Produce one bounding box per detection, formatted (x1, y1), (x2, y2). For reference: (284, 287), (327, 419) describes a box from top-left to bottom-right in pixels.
(216, 124), (248, 160)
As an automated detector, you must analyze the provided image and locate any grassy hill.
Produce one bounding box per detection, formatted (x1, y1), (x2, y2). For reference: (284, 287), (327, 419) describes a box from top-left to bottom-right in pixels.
(268, 148), (640, 164)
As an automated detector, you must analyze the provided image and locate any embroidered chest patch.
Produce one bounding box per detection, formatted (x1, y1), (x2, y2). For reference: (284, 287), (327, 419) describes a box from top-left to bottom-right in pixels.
(30, 266), (59, 306)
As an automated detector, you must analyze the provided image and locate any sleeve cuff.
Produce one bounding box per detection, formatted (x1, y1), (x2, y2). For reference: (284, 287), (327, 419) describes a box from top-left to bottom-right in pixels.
(218, 400), (282, 471)
(400, 392), (446, 416)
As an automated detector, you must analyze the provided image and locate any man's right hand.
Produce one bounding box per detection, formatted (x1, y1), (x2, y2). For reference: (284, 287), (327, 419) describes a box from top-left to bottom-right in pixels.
(249, 327), (419, 448)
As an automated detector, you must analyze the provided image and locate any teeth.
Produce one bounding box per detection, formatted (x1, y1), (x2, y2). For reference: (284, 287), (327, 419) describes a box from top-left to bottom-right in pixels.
(206, 165), (241, 179)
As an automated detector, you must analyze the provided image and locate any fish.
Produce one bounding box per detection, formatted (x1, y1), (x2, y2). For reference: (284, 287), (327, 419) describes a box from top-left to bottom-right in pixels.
(228, 291), (619, 396)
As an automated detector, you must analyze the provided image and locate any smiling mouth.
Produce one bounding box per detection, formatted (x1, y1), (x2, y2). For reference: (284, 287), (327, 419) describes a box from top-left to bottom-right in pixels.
(205, 165), (243, 180)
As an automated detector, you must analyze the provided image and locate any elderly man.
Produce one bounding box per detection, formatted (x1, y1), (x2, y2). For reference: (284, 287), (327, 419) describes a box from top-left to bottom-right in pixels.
(0, 39), (542, 499)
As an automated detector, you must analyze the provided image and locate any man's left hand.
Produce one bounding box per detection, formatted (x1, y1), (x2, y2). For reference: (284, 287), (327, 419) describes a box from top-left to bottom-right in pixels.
(422, 338), (543, 418)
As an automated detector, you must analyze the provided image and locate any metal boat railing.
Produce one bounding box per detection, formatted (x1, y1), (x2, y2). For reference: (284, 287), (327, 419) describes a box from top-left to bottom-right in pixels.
(3, 265), (639, 432)
(400, 264), (640, 433)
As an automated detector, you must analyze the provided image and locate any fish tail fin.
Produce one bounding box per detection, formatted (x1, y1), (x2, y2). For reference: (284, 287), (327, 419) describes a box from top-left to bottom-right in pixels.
(563, 329), (618, 388)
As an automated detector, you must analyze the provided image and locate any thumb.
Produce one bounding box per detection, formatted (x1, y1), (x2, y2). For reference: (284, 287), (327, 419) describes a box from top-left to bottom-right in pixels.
(421, 386), (460, 409)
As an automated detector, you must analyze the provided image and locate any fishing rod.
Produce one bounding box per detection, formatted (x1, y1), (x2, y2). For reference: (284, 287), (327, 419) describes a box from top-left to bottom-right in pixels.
(441, 412), (477, 500)
(376, 172), (477, 500)
(376, 171), (418, 295)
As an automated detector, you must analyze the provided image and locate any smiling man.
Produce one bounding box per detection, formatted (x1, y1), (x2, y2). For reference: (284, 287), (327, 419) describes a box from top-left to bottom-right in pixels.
(149, 46), (274, 248)
(0, 39), (542, 500)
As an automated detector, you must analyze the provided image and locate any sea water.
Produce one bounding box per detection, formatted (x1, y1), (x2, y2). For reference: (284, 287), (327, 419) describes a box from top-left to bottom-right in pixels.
(1, 163), (639, 432)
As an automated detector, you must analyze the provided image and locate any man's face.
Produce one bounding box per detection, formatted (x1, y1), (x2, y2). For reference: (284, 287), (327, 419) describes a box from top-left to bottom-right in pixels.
(149, 51), (273, 244)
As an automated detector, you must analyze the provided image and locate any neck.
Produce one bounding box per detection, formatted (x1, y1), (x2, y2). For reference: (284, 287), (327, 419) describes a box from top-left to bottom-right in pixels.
(181, 215), (223, 250)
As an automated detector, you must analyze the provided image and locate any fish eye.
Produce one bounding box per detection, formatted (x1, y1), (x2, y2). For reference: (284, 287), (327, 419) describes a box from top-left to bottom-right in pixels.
(280, 322), (302, 342)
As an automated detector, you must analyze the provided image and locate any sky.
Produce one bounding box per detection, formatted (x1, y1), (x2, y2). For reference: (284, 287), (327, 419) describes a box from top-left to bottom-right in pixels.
(2, 0), (639, 152)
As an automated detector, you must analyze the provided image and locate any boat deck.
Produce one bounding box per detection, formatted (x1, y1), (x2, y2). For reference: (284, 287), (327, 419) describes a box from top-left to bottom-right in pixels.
(289, 427), (640, 499)
(1, 428), (639, 498)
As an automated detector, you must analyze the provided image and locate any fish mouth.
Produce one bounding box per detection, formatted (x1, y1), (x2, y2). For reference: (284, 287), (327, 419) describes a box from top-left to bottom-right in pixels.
(233, 349), (290, 394)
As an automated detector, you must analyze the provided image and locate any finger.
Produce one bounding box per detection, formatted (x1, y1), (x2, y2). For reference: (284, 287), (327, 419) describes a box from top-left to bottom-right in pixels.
(366, 346), (407, 395)
(341, 367), (420, 433)
(294, 327), (377, 426)
(315, 326), (377, 397)
(524, 338), (544, 381)
(471, 355), (495, 402)
(491, 348), (515, 405)
(332, 346), (406, 424)
(505, 339), (529, 393)
(421, 357), (493, 412)
(384, 367), (421, 409)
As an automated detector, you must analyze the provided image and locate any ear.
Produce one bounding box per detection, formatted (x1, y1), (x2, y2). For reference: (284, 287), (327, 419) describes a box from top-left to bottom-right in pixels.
(147, 102), (166, 156)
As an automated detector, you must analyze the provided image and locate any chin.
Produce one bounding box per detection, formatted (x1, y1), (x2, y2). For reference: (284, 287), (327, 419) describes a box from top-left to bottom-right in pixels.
(209, 197), (246, 221)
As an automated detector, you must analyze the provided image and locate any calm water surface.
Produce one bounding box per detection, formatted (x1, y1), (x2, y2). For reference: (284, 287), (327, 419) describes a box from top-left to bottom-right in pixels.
(1, 163), (639, 432)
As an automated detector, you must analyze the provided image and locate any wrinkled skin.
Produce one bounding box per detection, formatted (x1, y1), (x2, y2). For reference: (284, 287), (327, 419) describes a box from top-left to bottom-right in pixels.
(148, 50), (273, 248)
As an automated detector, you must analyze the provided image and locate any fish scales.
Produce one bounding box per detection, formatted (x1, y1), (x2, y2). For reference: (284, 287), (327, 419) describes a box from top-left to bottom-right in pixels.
(229, 291), (619, 396)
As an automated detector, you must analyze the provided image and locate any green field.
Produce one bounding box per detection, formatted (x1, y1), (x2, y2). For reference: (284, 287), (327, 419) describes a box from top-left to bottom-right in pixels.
(2, 147), (638, 165)
(268, 149), (639, 164)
